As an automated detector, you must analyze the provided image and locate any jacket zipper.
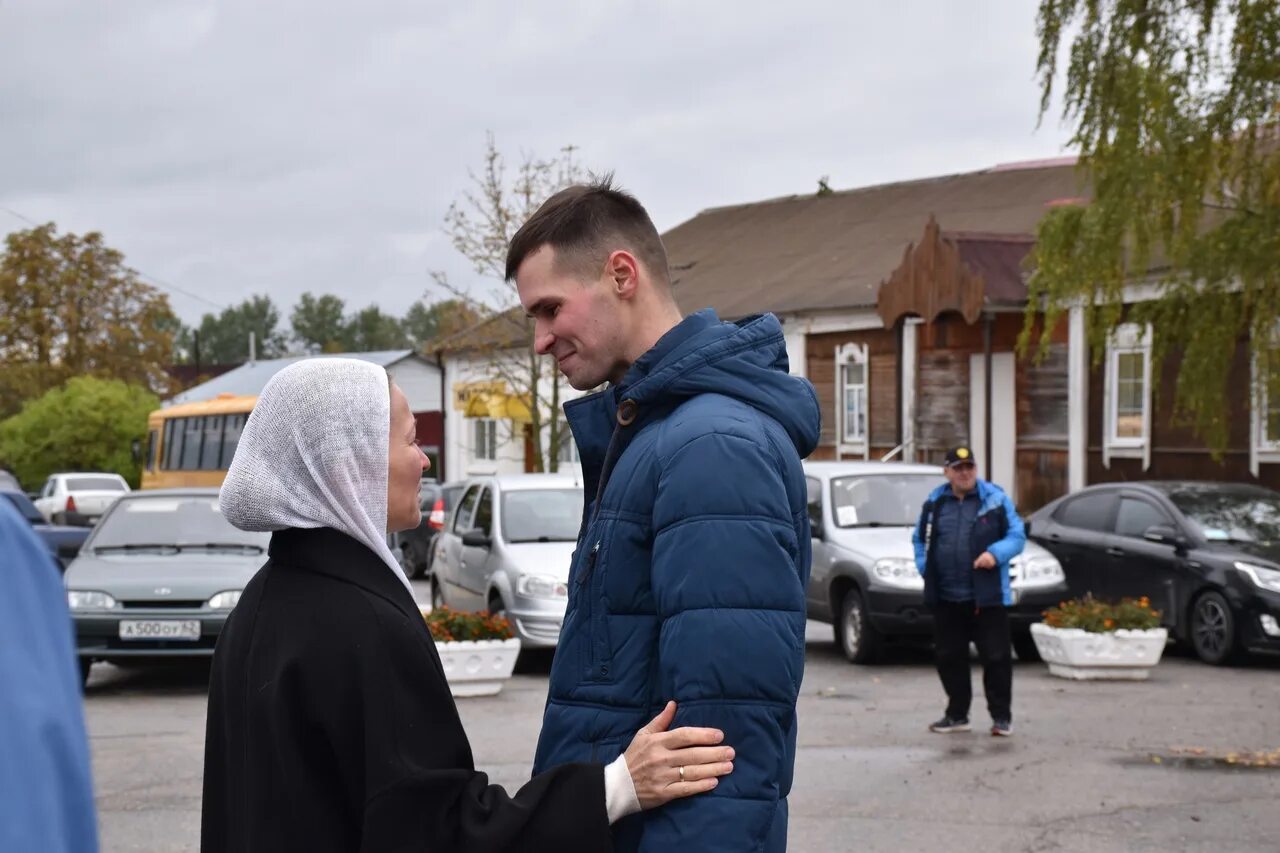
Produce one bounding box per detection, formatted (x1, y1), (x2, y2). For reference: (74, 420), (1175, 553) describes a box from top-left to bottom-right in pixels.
(578, 541), (600, 587)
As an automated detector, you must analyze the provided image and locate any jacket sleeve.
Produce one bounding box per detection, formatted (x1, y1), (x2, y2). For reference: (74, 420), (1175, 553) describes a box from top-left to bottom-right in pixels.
(912, 502), (929, 574)
(641, 429), (806, 849)
(323, 602), (614, 853)
(986, 492), (1027, 565)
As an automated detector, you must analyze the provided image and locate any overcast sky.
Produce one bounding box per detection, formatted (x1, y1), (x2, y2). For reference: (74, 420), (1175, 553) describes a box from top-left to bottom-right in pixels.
(1, 1), (1073, 327)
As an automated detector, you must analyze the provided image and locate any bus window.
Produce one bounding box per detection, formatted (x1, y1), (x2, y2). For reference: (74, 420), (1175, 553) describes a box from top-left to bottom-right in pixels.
(220, 414), (246, 467)
(180, 417), (204, 470)
(200, 416), (224, 470)
(165, 419), (183, 470)
(145, 430), (158, 472)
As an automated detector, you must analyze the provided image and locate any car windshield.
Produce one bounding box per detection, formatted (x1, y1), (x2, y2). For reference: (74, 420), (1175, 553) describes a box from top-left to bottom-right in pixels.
(1165, 487), (1280, 545)
(502, 489), (583, 543)
(2, 491), (45, 524)
(89, 496), (270, 551)
(830, 474), (940, 528)
(67, 476), (127, 492)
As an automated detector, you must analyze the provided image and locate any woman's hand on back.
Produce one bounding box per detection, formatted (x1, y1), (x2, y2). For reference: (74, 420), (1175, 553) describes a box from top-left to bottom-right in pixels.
(623, 701), (734, 809)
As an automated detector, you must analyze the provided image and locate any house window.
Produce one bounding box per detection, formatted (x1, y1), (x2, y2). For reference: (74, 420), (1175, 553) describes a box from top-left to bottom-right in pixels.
(472, 418), (498, 461)
(1106, 323), (1151, 449)
(1252, 325), (1280, 472)
(836, 342), (869, 450)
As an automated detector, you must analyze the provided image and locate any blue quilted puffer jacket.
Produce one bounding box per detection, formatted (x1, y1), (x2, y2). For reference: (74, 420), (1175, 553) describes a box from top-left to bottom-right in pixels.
(532, 309), (821, 852)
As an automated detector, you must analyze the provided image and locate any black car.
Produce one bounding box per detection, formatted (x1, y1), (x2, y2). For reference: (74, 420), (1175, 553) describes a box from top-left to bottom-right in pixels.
(2, 488), (90, 570)
(1028, 481), (1280, 664)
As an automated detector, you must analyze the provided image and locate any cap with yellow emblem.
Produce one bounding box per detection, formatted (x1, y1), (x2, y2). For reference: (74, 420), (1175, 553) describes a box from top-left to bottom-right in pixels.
(944, 445), (977, 469)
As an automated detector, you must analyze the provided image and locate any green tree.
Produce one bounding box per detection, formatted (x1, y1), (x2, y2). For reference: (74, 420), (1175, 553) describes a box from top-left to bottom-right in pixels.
(191, 295), (287, 364)
(0, 377), (158, 489)
(291, 292), (349, 353)
(0, 224), (178, 418)
(342, 305), (410, 351)
(1027, 0), (1280, 451)
(403, 298), (481, 350)
(434, 133), (587, 472)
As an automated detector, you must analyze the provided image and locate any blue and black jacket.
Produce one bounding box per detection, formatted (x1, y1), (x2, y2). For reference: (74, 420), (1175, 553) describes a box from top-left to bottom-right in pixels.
(911, 479), (1026, 608)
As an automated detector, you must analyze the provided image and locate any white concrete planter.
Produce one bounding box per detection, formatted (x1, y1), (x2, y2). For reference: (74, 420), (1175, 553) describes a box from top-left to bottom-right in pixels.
(434, 638), (521, 697)
(1030, 622), (1168, 680)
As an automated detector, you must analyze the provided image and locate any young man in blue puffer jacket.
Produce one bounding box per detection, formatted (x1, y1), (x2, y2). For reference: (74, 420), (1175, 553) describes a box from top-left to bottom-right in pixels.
(508, 178), (821, 852)
(912, 446), (1026, 737)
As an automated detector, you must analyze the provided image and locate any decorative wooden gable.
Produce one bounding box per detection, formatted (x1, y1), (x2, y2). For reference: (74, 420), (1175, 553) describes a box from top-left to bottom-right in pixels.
(877, 216), (1034, 327)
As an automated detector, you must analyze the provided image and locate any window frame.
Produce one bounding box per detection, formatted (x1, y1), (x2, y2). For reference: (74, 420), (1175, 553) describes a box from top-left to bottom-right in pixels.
(472, 418), (498, 462)
(452, 485), (481, 533)
(1103, 323), (1153, 468)
(835, 342), (870, 457)
(1250, 324), (1280, 477)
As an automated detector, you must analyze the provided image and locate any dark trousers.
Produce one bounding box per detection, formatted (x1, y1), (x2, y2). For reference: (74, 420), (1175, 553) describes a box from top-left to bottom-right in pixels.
(932, 601), (1012, 722)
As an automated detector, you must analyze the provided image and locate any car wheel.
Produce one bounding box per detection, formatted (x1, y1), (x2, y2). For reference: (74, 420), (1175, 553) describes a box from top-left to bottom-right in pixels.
(1011, 630), (1041, 662)
(431, 577), (446, 610)
(835, 588), (882, 664)
(53, 512), (68, 526)
(488, 595), (509, 624)
(79, 659), (92, 690)
(1190, 590), (1238, 665)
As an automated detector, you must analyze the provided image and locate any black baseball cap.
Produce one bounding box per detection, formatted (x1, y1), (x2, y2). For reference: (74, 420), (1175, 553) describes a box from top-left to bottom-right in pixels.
(944, 446), (977, 468)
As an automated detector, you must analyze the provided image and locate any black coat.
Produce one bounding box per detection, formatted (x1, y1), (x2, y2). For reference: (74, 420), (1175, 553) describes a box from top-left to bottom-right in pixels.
(201, 527), (611, 853)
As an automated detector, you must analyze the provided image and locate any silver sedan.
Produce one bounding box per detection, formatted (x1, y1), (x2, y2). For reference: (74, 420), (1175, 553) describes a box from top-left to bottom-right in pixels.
(63, 488), (269, 686)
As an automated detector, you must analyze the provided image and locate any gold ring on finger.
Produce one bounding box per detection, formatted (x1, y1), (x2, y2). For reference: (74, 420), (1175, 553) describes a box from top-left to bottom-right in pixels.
(679, 766), (685, 782)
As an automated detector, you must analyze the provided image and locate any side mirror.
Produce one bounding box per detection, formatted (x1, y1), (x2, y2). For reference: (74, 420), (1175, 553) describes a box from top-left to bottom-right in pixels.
(461, 528), (491, 548)
(807, 505), (823, 538)
(1144, 524), (1185, 547)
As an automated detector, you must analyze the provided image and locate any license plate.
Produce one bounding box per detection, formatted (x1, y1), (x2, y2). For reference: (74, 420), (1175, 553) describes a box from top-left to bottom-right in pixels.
(118, 620), (201, 641)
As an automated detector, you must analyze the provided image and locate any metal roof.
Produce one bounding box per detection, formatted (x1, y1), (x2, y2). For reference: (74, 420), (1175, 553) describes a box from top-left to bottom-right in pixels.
(165, 351), (420, 406)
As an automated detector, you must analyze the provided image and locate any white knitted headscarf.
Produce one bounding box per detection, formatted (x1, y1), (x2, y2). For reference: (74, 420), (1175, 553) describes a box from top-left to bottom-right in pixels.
(219, 357), (414, 600)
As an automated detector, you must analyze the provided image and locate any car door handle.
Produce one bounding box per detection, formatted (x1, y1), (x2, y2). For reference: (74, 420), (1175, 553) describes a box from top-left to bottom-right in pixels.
(1105, 547), (1125, 557)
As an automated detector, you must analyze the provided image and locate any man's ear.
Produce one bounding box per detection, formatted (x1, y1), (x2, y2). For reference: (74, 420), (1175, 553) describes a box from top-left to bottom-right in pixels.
(605, 250), (641, 300)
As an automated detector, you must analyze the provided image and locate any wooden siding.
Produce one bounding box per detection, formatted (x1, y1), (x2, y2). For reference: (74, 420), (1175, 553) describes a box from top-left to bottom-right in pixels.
(806, 328), (899, 454)
(916, 349), (970, 464)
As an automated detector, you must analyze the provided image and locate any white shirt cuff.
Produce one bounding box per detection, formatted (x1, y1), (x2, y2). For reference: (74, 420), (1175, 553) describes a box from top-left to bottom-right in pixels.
(603, 754), (641, 824)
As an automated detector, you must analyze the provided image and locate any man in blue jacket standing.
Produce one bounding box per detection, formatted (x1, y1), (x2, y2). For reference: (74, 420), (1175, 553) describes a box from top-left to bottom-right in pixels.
(912, 446), (1026, 737)
(0, 498), (99, 852)
(508, 178), (821, 852)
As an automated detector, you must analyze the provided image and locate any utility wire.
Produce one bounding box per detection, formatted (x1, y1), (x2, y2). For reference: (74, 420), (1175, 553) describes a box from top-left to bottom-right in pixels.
(1, 205), (227, 310)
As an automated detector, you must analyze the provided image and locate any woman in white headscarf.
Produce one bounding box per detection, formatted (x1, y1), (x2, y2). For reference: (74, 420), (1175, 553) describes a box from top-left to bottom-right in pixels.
(201, 359), (733, 853)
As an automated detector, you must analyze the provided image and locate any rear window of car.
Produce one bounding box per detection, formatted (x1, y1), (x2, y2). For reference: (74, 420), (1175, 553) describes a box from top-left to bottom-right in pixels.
(66, 476), (127, 492)
(89, 496), (269, 549)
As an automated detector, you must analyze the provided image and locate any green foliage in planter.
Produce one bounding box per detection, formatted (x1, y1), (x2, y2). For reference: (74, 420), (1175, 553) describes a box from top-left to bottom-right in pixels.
(1042, 594), (1161, 633)
(425, 606), (514, 642)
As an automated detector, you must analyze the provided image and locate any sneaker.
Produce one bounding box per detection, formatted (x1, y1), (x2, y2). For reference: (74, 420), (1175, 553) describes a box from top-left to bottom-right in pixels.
(928, 716), (971, 733)
(991, 720), (1014, 737)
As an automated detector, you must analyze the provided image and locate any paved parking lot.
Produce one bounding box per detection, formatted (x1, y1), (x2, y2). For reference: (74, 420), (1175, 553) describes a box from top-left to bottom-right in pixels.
(86, 598), (1280, 852)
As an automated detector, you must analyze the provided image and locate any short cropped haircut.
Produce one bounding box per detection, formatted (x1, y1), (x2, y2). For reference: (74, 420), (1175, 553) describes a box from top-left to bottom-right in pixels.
(504, 176), (670, 285)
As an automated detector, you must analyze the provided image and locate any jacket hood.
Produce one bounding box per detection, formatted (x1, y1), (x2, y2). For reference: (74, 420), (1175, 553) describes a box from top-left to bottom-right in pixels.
(617, 310), (820, 457)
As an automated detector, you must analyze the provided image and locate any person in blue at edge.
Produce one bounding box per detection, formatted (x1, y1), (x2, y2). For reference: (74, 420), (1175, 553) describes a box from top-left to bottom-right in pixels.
(912, 446), (1026, 737)
(0, 498), (99, 852)
(508, 177), (822, 852)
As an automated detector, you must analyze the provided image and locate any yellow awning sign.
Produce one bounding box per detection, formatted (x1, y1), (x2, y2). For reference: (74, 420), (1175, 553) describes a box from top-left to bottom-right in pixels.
(454, 380), (532, 422)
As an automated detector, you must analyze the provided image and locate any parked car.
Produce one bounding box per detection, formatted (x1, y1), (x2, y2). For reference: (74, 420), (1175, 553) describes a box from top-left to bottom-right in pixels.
(1027, 481), (1280, 665)
(394, 479), (467, 581)
(1, 488), (91, 570)
(803, 461), (1068, 664)
(62, 488), (270, 686)
(33, 472), (131, 526)
(433, 474), (582, 648)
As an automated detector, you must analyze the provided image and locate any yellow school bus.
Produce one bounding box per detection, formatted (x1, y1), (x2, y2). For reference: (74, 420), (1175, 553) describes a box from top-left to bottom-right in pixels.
(139, 394), (257, 490)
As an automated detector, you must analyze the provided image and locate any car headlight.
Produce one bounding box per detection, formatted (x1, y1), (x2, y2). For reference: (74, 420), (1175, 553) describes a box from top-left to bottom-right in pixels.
(1012, 554), (1065, 587)
(206, 590), (242, 610)
(516, 574), (569, 599)
(1235, 562), (1280, 593)
(872, 558), (924, 590)
(67, 590), (118, 610)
